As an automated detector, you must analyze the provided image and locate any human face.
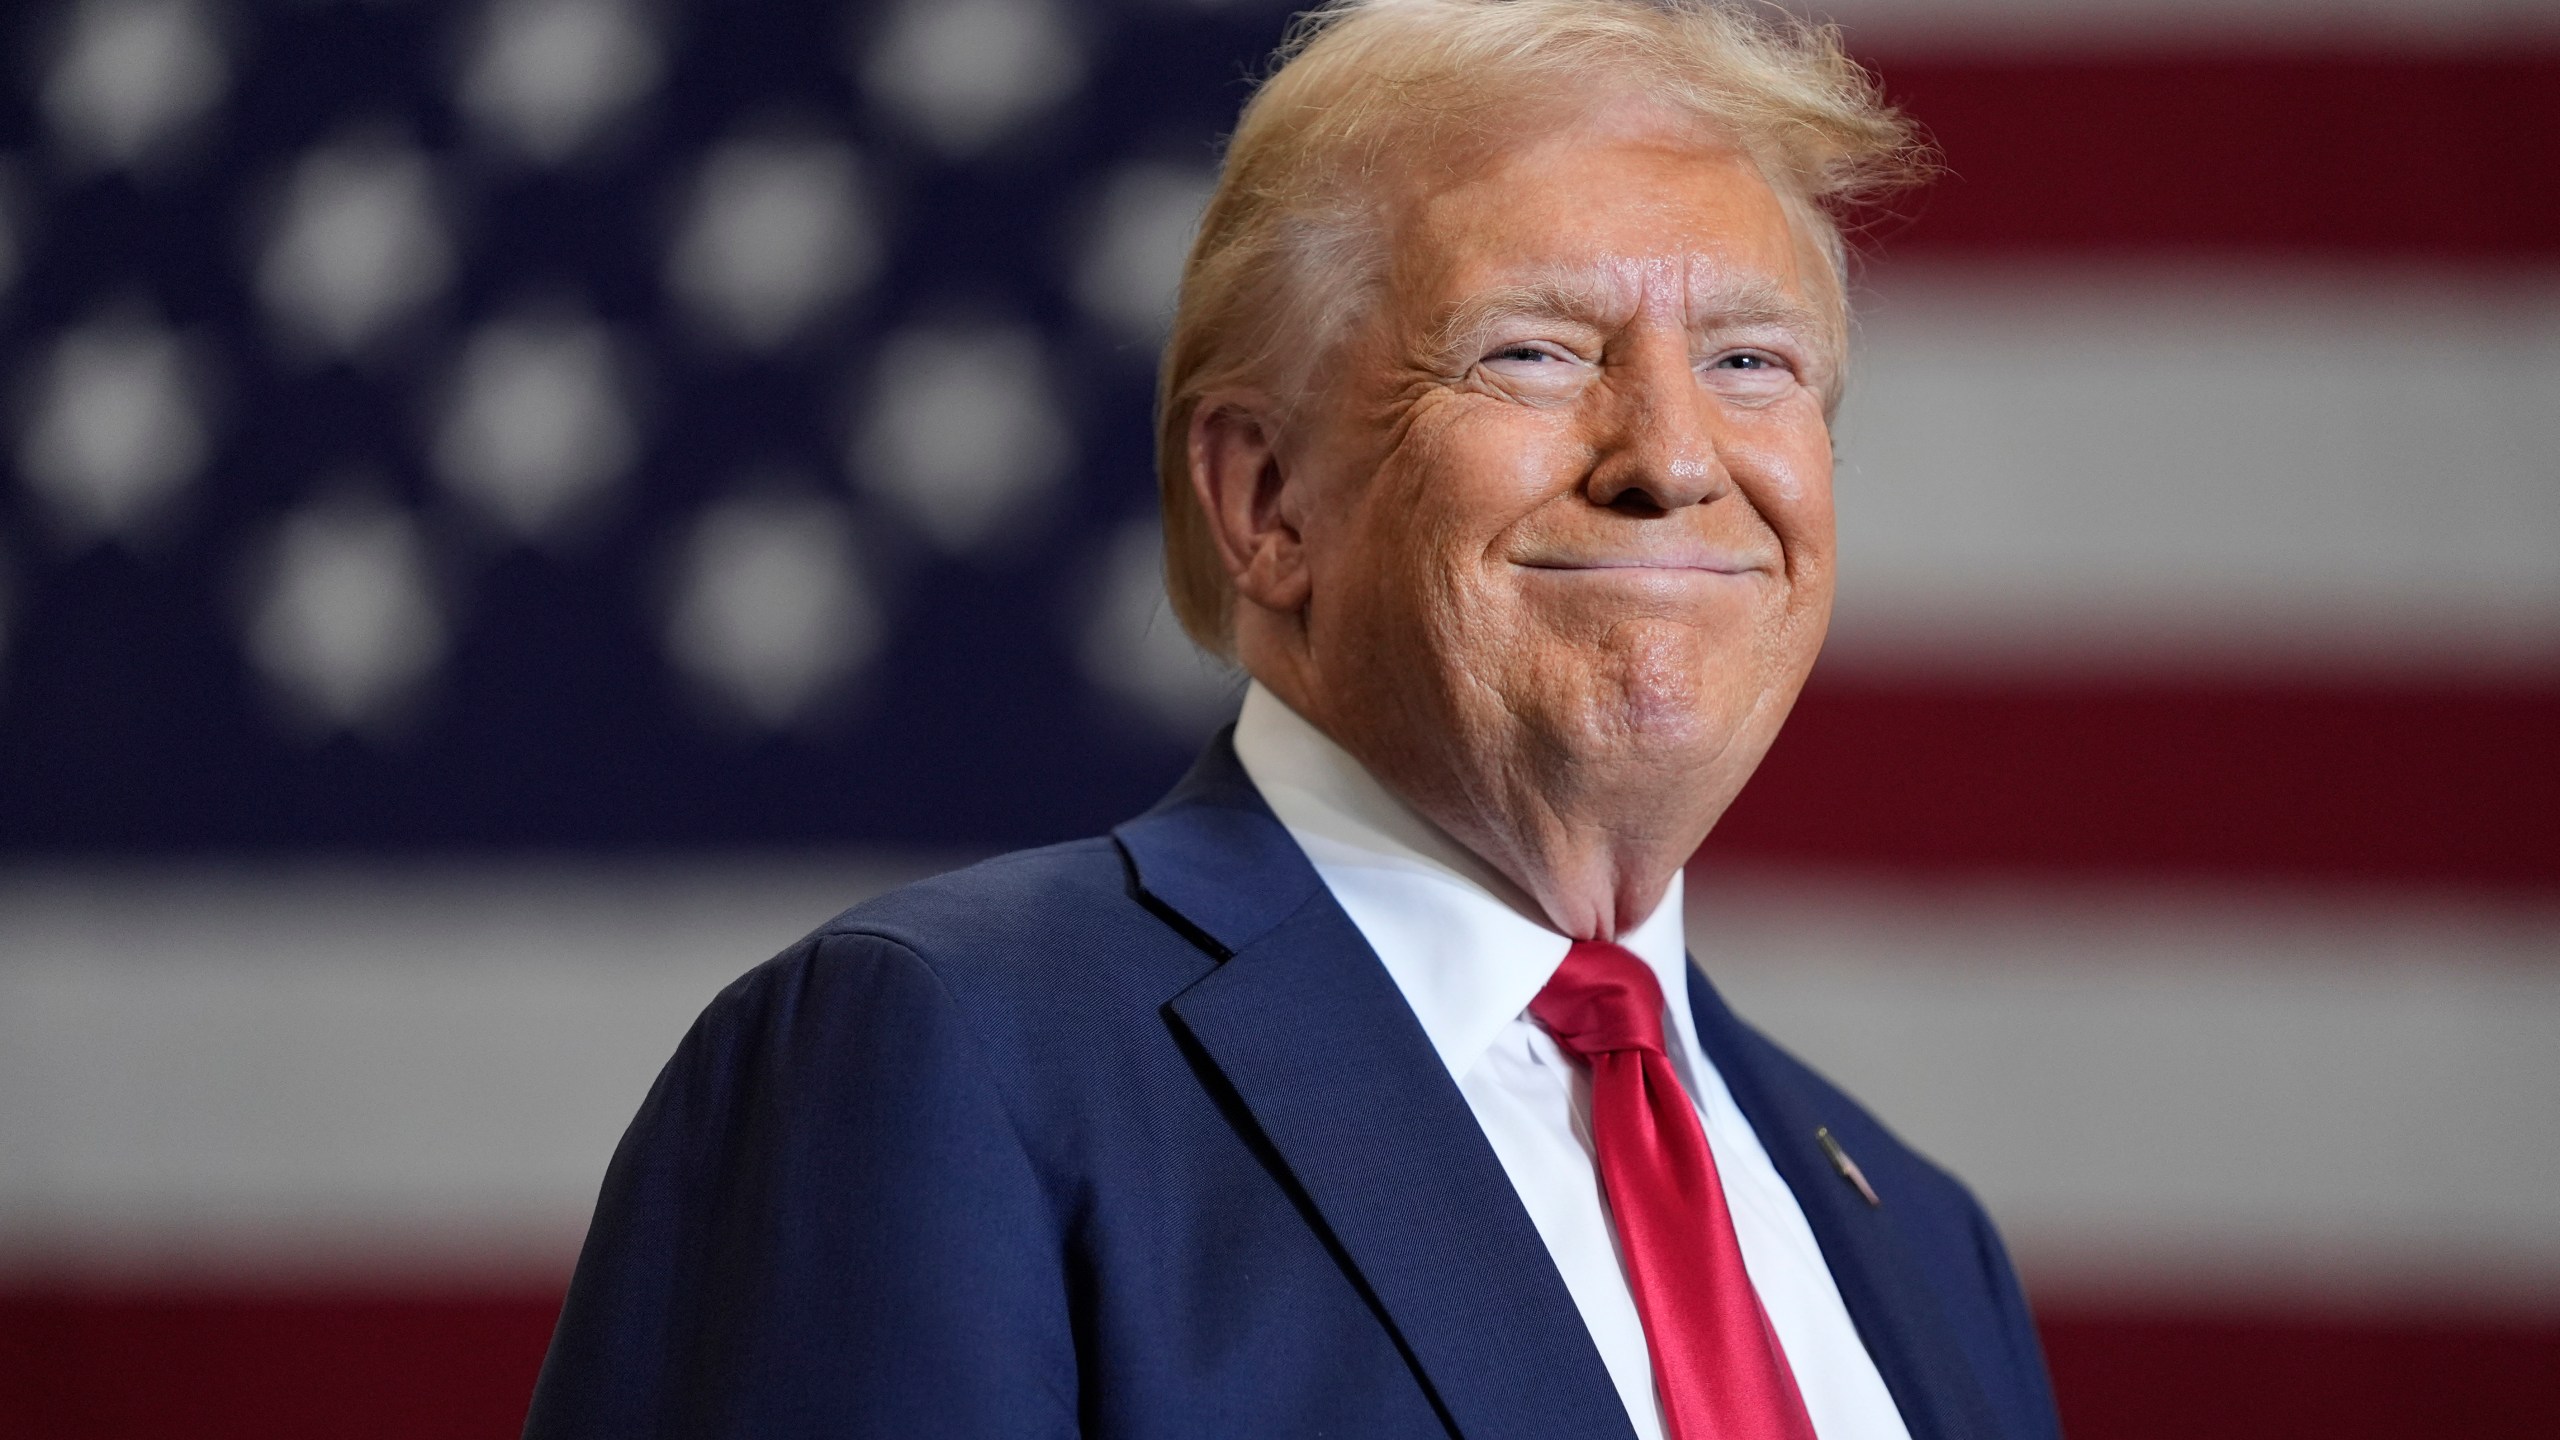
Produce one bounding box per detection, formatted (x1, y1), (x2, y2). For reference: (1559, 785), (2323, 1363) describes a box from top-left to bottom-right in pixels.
(1281, 120), (1839, 879)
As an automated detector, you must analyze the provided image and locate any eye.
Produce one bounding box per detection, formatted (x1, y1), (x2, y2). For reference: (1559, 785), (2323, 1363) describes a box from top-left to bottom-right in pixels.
(1474, 341), (1586, 392)
(1700, 348), (1800, 398)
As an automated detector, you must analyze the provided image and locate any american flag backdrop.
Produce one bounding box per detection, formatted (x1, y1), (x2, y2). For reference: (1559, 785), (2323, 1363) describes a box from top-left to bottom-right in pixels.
(0, 1), (2555, 1436)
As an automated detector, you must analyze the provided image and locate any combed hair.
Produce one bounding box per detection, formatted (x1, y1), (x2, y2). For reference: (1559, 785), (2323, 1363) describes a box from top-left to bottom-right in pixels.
(1156, 0), (1927, 654)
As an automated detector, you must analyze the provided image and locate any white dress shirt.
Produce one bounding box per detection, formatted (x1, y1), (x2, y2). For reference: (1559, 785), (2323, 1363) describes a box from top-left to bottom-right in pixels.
(1231, 683), (1912, 1440)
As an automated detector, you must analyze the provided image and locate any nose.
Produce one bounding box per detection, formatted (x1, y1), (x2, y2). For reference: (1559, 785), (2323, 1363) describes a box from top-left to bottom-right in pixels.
(1584, 335), (1729, 516)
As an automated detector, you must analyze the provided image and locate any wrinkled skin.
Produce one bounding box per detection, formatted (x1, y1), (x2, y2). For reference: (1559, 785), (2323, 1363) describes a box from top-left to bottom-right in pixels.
(1191, 111), (1840, 941)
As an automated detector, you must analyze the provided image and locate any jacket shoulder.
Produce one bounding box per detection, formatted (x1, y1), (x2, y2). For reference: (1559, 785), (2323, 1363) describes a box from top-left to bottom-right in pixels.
(806, 836), (1206, 995)
(719, 838), (1219, 1132)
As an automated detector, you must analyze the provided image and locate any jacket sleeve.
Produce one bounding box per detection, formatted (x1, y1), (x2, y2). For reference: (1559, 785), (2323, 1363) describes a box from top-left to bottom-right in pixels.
(522, 930), (1079, 1439)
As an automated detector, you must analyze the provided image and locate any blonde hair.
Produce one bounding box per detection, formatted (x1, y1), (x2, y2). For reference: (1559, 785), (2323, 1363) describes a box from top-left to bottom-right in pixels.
(1156, 0), (1926, 654)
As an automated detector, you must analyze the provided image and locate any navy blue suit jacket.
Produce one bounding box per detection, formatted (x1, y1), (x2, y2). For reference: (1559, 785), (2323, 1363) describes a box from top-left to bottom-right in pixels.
(525, 736), (2062, 1439)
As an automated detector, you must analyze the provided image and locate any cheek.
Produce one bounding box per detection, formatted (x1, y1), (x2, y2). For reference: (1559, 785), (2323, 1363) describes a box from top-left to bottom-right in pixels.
(1730, 408), (1836, 550)
(1380, 409), (1577, 589)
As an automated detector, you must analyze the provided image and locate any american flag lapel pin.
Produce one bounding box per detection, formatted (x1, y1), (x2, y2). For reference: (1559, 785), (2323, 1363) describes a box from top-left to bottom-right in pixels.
(1816, 1127), (1881, 1207)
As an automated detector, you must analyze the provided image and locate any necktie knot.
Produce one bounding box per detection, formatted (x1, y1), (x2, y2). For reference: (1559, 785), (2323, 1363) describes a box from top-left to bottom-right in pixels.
(1529, 939), (1669, 1060)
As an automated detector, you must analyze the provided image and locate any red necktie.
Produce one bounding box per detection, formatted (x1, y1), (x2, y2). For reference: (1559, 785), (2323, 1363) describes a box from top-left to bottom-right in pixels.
(1529, 940), (1819, 1440)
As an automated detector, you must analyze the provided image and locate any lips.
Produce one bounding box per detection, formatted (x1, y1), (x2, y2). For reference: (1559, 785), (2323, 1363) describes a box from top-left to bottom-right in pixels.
(1515, 548), (1769, 575)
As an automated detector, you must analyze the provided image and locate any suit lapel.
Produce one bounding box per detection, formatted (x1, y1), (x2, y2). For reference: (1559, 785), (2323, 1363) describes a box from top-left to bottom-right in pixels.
(1119, 737), (1634, 1440)
(1685, 967), (2006, 1440)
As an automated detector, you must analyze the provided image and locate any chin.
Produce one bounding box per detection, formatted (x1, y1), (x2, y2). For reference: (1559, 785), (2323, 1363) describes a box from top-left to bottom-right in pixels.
(1562, 634), (1739, 758)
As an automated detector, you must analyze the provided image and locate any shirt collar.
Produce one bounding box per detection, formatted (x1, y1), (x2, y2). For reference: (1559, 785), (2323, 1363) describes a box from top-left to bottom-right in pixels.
(1231, 681), (1692, 1084)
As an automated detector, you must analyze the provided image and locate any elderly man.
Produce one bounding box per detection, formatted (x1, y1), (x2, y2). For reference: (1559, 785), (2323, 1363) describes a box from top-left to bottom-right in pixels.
(526, 2), (2059, 1438)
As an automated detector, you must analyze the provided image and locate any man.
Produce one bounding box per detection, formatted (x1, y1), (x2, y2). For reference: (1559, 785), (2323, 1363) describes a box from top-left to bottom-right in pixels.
(526, 2), (2061, 1437)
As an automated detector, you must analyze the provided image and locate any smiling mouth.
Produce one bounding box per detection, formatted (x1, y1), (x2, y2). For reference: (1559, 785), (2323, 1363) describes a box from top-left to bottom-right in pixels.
(1516, 557), (1766, 576)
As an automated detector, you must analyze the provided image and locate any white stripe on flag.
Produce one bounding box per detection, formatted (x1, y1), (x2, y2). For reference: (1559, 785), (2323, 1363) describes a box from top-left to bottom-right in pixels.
(4, 860), (2555, 1309)
(1828, 266), (2560, 675)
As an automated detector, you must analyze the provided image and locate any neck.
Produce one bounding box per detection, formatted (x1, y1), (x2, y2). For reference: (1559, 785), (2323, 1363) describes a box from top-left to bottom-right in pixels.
(1245, 660), (1714, 943)
(1414, 747), (1702, 942)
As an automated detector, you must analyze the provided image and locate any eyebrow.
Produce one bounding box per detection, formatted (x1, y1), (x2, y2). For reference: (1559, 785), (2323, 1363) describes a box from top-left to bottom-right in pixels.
(1425, 269), (1829, 365)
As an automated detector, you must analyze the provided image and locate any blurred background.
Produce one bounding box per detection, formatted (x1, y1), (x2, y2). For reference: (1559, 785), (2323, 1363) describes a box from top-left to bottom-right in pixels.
(0, 0), (2554, 1435)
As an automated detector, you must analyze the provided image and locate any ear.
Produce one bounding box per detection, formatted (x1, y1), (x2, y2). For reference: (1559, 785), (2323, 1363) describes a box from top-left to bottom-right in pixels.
(1188, 396), (1314, 617)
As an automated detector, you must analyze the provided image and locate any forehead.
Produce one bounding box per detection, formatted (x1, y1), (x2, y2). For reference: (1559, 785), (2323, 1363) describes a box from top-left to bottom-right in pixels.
(1387, 122), (1820, 323)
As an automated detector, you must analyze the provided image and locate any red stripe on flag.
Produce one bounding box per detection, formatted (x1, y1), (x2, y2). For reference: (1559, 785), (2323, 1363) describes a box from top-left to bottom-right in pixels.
(1854, 53), (2560, 259)
(2041, 1303), (2560, 1440)
(1701, 678), (2560, 887)
(6, 1286), (2556, 1439)
(0, 1287), (559, 1440)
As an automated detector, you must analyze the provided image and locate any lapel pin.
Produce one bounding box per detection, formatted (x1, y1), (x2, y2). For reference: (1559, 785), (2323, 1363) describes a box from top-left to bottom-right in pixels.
(1815, 1127), (1881, 1208)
